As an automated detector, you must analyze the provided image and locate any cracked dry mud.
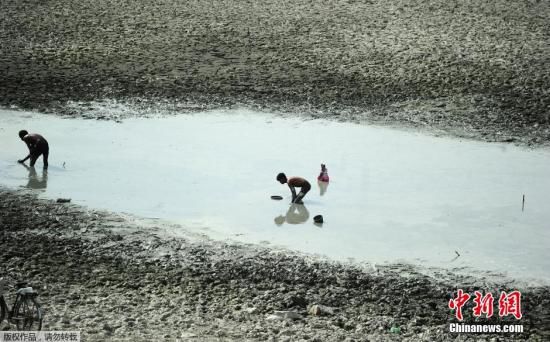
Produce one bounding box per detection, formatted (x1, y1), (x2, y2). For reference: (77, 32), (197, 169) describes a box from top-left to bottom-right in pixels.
(1, 0), (549, 146)
(2, 0), (550, 340)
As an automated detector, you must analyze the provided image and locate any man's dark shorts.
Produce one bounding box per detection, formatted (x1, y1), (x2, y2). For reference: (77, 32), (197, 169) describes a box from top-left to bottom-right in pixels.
(299, 182), (311, 195)
(30, 141), (49, 165)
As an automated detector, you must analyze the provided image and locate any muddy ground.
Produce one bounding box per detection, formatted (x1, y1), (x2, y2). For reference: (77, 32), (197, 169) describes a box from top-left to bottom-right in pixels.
(1, 0), (550, 145)
(1, 0), (550, 340)
(1, 190), (549, 341)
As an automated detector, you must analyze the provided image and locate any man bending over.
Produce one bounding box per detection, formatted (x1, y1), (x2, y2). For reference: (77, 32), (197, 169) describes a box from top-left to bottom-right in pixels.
(276, 173), (311, 204)
(18, 130), (49, 169)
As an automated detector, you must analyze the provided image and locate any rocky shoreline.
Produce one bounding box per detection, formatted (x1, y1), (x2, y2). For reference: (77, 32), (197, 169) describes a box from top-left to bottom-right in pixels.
(1, 0), (550, 146)
(1, 188), (549, 341)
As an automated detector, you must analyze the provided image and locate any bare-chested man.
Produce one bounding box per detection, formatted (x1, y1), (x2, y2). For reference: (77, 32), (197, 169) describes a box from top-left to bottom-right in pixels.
(276, 173), (311, 204)
(17, 130), (49, 169)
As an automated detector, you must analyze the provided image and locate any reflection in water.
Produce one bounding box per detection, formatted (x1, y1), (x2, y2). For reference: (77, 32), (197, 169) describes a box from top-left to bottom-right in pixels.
(1, 109), (550, 283)
(23, 165), (48, 189)
(274, 204), (310, 226)
(318, 180), (329, 196)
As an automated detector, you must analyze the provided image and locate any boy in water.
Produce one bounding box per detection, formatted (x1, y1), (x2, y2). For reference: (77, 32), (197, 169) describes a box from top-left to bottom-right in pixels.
(17, 130), (49, 169)
(276, 173), (311, 204)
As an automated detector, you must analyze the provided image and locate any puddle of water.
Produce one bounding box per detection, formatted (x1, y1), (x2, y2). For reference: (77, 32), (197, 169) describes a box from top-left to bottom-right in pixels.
(1, 109), (549, 284)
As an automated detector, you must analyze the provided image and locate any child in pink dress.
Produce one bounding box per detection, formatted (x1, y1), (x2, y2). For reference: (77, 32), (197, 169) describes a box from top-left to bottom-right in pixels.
(317, 164), (329, 182)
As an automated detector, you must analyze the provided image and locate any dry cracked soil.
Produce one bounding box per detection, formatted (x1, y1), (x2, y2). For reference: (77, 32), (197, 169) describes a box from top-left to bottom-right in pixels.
(1, 0), (550, 341)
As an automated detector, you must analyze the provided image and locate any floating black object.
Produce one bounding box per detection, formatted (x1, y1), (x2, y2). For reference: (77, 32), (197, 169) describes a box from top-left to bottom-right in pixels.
(271, 195), (283, 200)
(313, 215), (323, 223)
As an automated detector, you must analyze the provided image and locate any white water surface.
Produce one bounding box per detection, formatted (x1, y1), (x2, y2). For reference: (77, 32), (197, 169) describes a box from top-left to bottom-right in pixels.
(1, 109), (549, 284)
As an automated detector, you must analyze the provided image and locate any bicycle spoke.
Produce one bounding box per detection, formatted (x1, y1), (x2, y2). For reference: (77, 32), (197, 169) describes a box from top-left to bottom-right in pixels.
(13, 296), (43, 331)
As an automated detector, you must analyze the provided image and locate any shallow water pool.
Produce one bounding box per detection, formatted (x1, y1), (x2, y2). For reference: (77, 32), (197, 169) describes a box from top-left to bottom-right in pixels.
(1, 109), (549, 284)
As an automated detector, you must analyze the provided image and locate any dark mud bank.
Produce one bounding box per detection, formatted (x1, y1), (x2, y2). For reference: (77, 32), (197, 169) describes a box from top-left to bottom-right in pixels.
(1, 0), (550, 146)
(1, 188), (549, 340)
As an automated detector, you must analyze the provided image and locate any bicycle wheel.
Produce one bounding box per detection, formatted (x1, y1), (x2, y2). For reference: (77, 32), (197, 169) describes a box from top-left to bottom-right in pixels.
(12, 295), (43, 331)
